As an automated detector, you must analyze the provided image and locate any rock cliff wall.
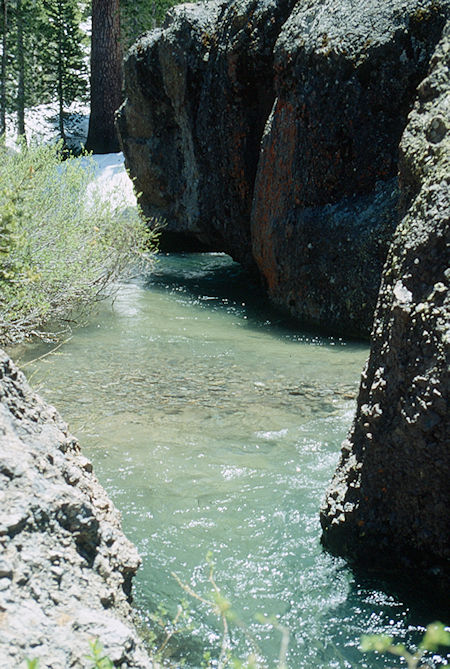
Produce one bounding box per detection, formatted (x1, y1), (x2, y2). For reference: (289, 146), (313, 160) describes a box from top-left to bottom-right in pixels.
(320, 23), (449, 589)
(117, 0), (449, 336)
(0, 351), (152, 667)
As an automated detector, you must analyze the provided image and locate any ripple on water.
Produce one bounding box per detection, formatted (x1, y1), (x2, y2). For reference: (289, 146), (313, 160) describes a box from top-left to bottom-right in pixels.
(10, 254), (448, 668)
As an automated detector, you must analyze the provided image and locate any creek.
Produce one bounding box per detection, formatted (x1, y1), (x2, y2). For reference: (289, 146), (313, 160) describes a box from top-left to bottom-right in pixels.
(11, 253), (442, 668)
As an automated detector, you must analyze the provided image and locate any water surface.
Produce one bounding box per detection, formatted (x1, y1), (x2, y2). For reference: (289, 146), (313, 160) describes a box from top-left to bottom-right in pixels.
(13, 254), (447, 668)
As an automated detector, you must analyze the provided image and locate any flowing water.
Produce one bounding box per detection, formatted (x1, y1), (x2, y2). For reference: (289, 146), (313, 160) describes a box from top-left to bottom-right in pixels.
(11, 254), (447, 668)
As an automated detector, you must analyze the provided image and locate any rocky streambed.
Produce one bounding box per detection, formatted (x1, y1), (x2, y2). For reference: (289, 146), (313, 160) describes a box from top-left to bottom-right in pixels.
(117, 0), (449, 596)
(0, 0), (449, 665)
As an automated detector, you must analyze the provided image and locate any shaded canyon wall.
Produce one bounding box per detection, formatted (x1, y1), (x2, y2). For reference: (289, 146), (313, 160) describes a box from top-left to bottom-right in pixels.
(320, 22), (449, 589)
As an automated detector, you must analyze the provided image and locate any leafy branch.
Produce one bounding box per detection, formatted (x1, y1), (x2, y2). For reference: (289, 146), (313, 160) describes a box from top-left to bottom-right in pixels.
(361, 621), (450, 669)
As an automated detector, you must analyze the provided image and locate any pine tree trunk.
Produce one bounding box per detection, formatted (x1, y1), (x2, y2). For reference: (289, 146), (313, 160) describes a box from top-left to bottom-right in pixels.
(1, 0), (7, 136)
(57, 24), (65, 141)
(86, 0), (122, 153)
(56, 0), (65, 143)
(16, 0), (25, 138)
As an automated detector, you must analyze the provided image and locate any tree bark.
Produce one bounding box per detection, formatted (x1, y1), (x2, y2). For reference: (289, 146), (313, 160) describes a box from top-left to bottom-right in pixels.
(56, 0), (65, 143)
(16, 0), (25, 138)
(86, 0), (122, 153)
(1, 0), (7, 136)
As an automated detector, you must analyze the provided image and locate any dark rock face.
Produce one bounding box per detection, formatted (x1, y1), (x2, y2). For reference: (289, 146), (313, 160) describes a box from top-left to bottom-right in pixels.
(118, 0), (296, 267)
(320, 23), (450, 586)
(117, 2), (222, 252)
(252, 0), (449, 335)
(252, 179), (399, 336)
(0, 351), (152, 667)
(117, 0), (449, 335)
(194, 0), (297, 268)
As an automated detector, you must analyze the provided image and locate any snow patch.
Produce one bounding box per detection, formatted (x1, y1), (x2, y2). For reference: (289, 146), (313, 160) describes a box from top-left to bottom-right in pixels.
(6, 101), (137, 210)
(6, 101), (90, 151)
(83, 152), (137, 210)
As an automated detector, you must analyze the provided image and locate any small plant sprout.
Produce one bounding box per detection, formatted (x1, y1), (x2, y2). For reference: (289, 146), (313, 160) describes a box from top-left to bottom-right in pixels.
(25, 660), (40, 669)
(360, 621), (450, 669)
(148, 599), (193, 661)
(86, 639), (115, 669)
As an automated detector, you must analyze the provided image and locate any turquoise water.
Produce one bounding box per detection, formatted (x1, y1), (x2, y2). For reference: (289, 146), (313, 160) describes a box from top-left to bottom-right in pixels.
(12, 254), (447, 668)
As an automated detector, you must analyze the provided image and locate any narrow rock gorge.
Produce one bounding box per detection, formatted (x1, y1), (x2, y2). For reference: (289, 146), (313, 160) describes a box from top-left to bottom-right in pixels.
(117, 0), (449, 592)
(0, 351), (152, 667)
(117, 0), (449, 336)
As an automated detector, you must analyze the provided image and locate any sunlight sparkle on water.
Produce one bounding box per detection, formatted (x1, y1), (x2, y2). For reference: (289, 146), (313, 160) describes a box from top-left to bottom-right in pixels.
(13, 253), (447, 669)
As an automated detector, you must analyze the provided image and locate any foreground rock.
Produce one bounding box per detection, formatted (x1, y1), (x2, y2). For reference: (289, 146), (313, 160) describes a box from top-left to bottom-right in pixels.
(320, 23), (449, 588)
(0, 351), (152, 667)
(117, 0), (449, 335)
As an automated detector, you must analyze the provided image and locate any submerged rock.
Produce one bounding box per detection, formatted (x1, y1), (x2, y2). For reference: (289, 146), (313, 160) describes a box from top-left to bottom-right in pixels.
(320, 23), (450, 588)
(0, 351), (152, 667)
(117, 0), (449, 336)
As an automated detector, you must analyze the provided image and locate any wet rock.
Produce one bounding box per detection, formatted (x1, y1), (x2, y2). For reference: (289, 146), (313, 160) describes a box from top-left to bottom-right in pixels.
(320, 23), (450, 591)
(117, 0), (449, 336)
(0, 350), (152, 667)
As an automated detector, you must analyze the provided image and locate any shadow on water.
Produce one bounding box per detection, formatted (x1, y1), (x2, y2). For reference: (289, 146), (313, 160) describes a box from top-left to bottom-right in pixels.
(144, 252), (367, 348)
(348, 564), (450, 621)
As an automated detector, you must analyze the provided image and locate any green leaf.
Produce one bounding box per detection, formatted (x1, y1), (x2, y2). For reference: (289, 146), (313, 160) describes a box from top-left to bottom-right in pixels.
(25, 660), (40, 669)
(86, 639), (115, 668)
(420, 622), (450, 651)
(387, 643), (408, 657)
(360, 634), (394, 653)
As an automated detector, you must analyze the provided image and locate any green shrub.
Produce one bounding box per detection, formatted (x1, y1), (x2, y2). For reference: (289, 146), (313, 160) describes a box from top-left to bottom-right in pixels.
(0, 140), (156, 344)
(361, 621), (450, 668)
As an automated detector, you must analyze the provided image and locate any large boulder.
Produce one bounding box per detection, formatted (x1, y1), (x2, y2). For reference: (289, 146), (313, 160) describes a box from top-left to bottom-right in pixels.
(117, 2), (223, 252)
(194, 0), (297, 268)
(320, 23), (450, 587)
(0, 351), (152, 667)
(117, 0), (449, 335)
(252, 0), (448, 335)
(117, 0), (297, 267)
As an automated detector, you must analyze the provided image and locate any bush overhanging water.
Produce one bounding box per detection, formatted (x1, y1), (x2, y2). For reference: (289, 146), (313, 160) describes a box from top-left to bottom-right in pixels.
(0, 140), (156, 344)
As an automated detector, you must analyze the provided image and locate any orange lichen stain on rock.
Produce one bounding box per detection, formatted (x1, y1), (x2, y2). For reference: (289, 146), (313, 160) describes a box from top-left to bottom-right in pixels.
(252, 97), (298, 294)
